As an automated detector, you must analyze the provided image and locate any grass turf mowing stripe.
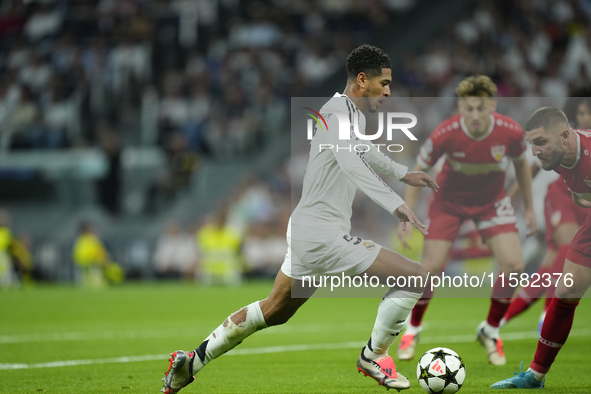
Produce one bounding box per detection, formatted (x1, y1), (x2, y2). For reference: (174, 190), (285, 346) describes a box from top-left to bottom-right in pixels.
(1, 328), (589, 371)
(0, 319), (488, 344)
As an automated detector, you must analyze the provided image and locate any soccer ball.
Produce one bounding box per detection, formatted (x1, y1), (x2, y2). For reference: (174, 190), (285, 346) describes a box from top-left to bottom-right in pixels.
(416, 347), (465, 394)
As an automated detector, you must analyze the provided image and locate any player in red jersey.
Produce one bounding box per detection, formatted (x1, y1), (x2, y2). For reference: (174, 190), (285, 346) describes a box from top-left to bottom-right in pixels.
(501, 95), (591, 329)
(396, 75), (536, 365)
(491, 106), (591, 389)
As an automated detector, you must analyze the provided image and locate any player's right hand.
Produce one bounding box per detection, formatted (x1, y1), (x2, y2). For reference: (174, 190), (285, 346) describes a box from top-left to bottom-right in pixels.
(401, 171), (439, 192)
(395, 204), (428, 239)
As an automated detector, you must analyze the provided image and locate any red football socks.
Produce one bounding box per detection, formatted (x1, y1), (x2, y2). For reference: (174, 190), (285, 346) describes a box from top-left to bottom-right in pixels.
(410, 286), (433, 327)
(530, 298), (579, 374)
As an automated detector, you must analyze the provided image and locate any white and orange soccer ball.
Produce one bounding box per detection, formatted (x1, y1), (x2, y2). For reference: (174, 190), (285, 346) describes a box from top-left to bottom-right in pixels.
(416, 347), (466, 394)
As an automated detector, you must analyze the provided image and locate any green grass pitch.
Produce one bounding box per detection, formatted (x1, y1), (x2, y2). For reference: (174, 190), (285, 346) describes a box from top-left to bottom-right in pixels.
(1, 281), (590, 393)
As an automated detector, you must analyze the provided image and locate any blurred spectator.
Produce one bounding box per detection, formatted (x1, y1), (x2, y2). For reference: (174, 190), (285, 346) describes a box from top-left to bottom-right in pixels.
(51, 33), (79, 73)
(7, 86), (42, 150)
(82, 36), (111, 80)
(229, 3), (281, 48)
(8, 85), (38, 128)
(110, 37), (151, 95)
(158, 71), (190, 132)
(95, 123), (122, 216)
(195, 163), (291, 280)
(153, 220), (198, 280)
(19, 52), (52, 94)
(23, 3), (63, 43)
(145, 131), (199, 213)
(72, 221), (124, 288)
(8, 232), (34, 286)
(297, 40), (340, 85)
(196, 205), (243, 286)
(228, 176), (276, 233)
(242, 219), (286, 278)
(0, 210), (15, 286)
(6, 38), (29, 70)
(0, 210), (33, 287)
(0, 1), (25, 38)
(41, 84), (75, 148)
(83, 36), (115, 124)
(183, 83), (211, 153)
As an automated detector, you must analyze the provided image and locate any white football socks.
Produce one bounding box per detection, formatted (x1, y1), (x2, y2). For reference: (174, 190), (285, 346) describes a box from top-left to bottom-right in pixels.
(527, 368), (546, 382)
(482, 321), (501, 339)
(194, 301), (268, 371)
(403, 320), (422, 335)
(364, 289), (422, 360)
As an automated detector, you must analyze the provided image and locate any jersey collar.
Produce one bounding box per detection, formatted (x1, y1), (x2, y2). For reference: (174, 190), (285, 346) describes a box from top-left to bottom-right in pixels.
(560, 131), (581, 170)
(336, 92), (358, 109)
(460, 114), (495, 141)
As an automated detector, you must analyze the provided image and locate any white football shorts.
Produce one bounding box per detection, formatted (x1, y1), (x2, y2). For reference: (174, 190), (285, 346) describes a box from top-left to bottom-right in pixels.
(280, 231), (382, 280)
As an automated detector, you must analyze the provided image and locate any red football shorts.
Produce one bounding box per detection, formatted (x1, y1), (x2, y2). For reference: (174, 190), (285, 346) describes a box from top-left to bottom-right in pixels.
(425, 194), (517, 242)
(566, 212), (591, 268)
(544, 180), (588, 248)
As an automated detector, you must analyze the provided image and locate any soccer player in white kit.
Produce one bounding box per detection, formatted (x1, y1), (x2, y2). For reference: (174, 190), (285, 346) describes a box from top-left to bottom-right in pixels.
(161, 44), (439, 393)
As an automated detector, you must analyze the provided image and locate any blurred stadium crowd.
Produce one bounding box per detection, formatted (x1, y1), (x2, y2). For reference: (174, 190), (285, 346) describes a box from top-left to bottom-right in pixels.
(1, 0), (591, 285)
(0, 0), (414, 153)
(396, 0), (591, 97)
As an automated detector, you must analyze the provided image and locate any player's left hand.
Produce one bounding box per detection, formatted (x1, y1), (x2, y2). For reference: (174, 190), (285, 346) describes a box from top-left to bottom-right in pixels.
(401, 171), (439, 192)
(523, 208), (537, 237)
(395, 204), (428, 236)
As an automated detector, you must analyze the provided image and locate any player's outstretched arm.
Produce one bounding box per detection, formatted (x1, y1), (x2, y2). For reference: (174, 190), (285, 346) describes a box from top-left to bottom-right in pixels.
(400, 163), (428, 212)
(395, 204), (428, 237)
(397, 163), (428, 248)
(401, 171), (439, 192)
(507, 161), (540, 202)
(513, 156), (537, 236)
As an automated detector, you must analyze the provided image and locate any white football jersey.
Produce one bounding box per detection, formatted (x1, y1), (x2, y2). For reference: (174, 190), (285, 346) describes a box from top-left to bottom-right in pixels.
(290, 93), (408, 243)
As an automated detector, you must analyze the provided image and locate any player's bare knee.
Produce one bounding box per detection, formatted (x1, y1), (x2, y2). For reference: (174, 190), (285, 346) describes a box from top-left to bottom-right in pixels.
(421, 258), (443, 274)
(555, 285), (583, 302)
(502, 259), (524, 275)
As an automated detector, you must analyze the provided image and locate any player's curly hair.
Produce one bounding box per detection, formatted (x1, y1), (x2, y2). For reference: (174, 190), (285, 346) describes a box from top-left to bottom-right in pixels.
(455, 75), (497, 97)
(346, 44), (391, 81)
(563, 86), (591, 126)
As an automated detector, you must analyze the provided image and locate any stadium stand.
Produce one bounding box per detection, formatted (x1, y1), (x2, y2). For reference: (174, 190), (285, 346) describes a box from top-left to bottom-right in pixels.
(2, 0), (590, 282)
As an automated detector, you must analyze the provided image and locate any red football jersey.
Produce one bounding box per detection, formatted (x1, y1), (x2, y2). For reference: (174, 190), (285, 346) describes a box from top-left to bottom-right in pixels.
(554, 129), (591, 203)
(418, 113), (526, 205)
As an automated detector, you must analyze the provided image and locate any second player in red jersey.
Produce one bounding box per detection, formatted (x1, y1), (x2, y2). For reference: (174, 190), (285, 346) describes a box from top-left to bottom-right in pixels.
(397, 75), (536, 366)
(551, 128), (591, 265)
(501, 95), (591, 330)
(491, 106), (591, 389)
